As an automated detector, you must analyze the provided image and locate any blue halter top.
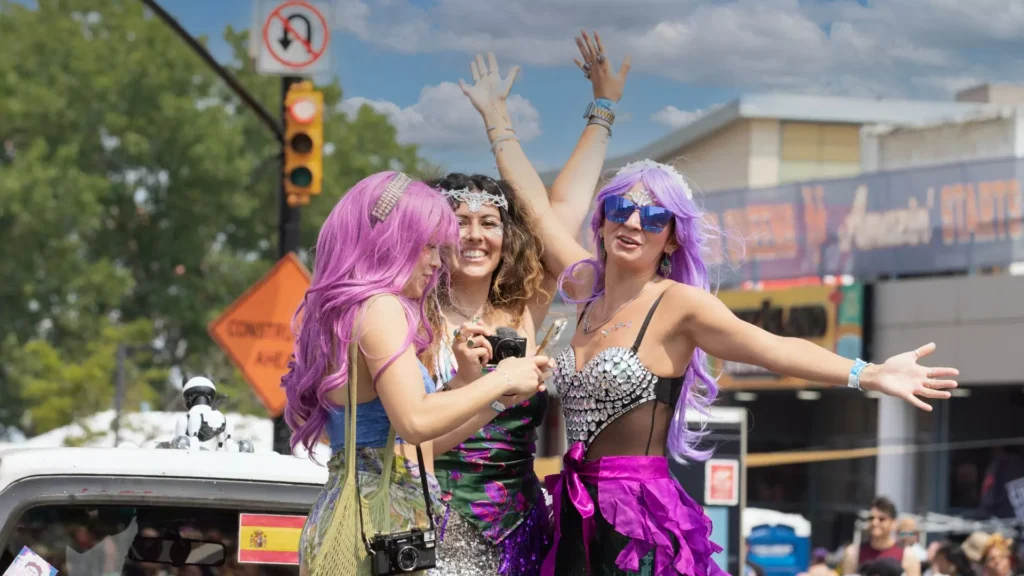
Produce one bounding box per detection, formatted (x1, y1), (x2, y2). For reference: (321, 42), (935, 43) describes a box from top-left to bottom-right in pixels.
(325, 361), (436, 451)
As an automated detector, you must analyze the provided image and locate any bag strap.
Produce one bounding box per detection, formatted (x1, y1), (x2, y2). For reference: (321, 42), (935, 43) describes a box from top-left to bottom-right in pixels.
(344, 339), (377, 555)
(344, 340), (359, 479)
(351, 352), (437, 554)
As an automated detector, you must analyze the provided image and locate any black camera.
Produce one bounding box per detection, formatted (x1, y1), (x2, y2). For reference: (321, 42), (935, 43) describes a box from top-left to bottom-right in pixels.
(485, 327), (528, 365)
(369, 528), (436, 575)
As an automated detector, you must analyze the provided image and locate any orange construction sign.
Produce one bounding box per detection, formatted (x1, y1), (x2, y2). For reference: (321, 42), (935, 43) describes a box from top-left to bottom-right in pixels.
(208, 253), (311, 417)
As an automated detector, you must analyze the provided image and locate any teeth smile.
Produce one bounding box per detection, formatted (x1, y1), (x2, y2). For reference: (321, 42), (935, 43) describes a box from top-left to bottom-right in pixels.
(462, 250), (487, 258)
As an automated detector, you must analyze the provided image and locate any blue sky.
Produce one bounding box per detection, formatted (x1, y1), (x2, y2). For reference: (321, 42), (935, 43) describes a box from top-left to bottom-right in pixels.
(167, 0), (1024, 175)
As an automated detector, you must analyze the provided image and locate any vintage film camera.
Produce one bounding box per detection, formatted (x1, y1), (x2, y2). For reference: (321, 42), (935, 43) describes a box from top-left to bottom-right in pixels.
(369, 527), (436, 575)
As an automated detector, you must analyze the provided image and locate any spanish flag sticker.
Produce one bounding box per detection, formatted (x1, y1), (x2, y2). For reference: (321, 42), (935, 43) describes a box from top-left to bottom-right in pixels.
(238, 513), (306, 565)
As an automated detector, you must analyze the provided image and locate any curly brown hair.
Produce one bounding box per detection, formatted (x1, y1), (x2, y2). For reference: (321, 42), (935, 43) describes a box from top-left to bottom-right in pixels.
(420, 173), (548, 371)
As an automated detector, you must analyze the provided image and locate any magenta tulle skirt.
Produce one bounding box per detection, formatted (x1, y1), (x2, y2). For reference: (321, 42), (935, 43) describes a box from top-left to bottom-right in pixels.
(542, 442), (729, 576)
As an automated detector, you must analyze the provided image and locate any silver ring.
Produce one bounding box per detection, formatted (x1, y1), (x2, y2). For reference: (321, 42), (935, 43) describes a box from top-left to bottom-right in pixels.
(582, 62), (591, 72)
(584, 72), (591, 79)
(596, 53), (606, 63)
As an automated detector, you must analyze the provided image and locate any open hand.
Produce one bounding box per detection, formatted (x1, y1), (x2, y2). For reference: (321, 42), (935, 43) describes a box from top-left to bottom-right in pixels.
(459, 52), (519, 121)
(574, 30), (631, 103)
(863, 342), (959, 411)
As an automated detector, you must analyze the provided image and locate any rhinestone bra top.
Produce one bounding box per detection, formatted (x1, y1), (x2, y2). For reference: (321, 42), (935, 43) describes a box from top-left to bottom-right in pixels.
(553, 293), (683, 450)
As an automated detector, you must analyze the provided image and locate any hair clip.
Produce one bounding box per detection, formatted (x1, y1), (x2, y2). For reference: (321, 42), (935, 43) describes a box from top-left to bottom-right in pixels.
(370, 172), (413, 225)
(441, 187), (509, 213)
(616, 159), (693, 199)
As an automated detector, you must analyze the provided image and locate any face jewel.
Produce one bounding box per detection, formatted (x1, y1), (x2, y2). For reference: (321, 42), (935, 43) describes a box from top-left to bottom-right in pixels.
(626, 182), (656, 207)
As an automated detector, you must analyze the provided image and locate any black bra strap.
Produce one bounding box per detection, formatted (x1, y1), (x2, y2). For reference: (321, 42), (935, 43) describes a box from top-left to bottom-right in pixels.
(631, 293), (667, 353)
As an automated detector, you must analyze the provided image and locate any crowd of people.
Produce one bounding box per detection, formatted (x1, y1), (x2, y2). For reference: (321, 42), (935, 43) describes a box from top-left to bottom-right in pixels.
(282, 32), (962, 576)
(791, 497), (1021, 576)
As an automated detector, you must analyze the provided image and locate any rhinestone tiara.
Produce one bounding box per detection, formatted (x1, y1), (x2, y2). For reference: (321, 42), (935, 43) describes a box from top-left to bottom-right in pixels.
(440, 187), (509, 213)
(370, 172), (413, 225)
(615, 159), (693, 199)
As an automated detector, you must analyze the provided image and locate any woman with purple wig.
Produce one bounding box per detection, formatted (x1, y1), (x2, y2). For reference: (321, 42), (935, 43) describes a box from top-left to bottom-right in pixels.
(283, 171), (553, 575)
(462, 48), (961, 575)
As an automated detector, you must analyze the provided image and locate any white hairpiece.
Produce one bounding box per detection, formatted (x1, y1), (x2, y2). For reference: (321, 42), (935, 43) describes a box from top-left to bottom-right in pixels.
(441, 187), (509, 213)
(615, 159), (693, 200)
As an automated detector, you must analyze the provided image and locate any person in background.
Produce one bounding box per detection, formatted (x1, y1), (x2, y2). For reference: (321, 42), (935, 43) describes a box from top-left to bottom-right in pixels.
(898, 516), (929, 563)
(841, 496), (921, 576)
(804, 547), (836, 576)
(861, 557), (908, 576)
(979, 447), (1024, 519)
(981, 534), (1015, 576)
(930, 542), (973, 576)
(923, 540), (946, 576)
(962, 531), (993, 574)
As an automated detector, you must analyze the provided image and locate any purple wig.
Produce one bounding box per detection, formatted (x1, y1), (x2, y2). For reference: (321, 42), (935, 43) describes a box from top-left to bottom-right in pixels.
(556, 163), (719, 463)
(282, 171), (459, 458)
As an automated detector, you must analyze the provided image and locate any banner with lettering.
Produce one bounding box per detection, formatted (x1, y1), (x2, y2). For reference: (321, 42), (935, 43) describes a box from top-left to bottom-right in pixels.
(695, 157), (1024, 282)
(709, 284), (865, 389)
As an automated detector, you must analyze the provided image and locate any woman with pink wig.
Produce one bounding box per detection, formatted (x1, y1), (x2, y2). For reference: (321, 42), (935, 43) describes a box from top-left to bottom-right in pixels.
(283, 171), (553, 575)
(459, 45), (962, 576)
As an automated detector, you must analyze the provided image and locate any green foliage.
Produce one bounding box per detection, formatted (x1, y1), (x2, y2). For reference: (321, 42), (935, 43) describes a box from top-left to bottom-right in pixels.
(0, 0), (426, 437)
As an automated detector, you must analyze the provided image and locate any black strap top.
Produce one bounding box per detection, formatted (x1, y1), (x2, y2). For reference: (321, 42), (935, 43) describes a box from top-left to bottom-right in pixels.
(553, 293), (684, 452)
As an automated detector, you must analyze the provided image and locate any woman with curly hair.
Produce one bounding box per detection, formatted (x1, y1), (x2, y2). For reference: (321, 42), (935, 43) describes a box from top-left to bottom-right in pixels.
(422, 172), (553, 576)
(422, 31), (631, 576)
(981, 535), (1015, 576)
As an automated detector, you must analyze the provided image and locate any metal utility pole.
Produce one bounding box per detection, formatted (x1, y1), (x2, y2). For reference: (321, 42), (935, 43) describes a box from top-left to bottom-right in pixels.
(273, 76), (303, 455)
(139, 0), (283, 142)
(113, 343), (127, 447)
(142, 0), (322, 455)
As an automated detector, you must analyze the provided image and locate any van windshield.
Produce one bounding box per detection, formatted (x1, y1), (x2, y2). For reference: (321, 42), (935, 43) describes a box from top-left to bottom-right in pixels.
(1, 504), (302, 575)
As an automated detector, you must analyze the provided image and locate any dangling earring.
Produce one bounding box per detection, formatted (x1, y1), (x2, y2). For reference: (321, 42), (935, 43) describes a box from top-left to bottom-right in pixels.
(660, 252), (673, 276)
(598, 236), (606, 260)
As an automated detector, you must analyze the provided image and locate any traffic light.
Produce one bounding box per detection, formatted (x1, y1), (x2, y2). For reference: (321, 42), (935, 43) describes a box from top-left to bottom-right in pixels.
(283, 81), (324, 207)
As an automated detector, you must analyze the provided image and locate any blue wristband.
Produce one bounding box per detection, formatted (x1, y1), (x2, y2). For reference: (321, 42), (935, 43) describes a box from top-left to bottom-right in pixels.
(848, 358), (869, 391)
(595, 98), (617, 110)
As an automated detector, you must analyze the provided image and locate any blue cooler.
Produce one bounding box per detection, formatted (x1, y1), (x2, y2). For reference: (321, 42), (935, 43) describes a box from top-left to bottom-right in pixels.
(744, 508), (812, 576)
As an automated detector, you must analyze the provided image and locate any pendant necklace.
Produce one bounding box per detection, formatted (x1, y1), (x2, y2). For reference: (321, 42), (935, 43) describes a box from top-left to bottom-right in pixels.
(581, 280), (653, 335)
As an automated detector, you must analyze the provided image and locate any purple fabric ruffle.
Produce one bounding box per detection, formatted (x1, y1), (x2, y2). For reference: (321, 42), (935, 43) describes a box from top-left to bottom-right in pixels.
(497, 488), (552, 576)
(542, 442), (728, 576)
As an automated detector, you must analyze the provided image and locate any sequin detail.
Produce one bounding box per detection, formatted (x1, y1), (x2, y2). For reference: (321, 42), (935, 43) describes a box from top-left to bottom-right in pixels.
(554, 346), (660, 448)
(436, 490), (551, 576)
(435, 506), (502, 575)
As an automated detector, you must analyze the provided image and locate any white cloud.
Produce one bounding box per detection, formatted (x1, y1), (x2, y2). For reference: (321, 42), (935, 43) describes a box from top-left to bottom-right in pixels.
(338, 82), (541, 148)
(332, 0), (1024, 99)
(650, 104), (722, 129)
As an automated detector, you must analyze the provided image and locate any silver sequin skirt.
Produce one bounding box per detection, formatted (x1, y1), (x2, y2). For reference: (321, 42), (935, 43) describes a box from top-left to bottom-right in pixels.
(433, 488), (551, 576)
(434, 506), (502, 575)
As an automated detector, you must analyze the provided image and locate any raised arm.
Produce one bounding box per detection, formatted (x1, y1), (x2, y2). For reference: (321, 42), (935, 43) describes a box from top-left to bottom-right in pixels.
(549, 30), (631, 235)
(356, 295), (550, 444)
(458, 54), (590, 287)
(669, 284), (960, 411)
